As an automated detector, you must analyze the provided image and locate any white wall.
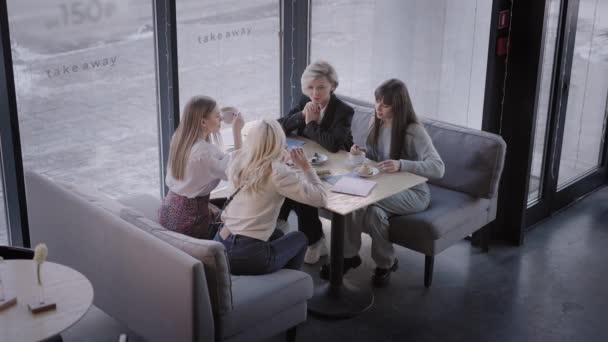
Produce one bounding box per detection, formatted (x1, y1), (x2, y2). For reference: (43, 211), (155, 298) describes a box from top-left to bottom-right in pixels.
(311, 0), (492, 129)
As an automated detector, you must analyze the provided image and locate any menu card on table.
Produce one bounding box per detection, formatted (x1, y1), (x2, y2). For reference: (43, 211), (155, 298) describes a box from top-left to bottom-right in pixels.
(330, 176), (377, 197)
(286, 138), (305, 148)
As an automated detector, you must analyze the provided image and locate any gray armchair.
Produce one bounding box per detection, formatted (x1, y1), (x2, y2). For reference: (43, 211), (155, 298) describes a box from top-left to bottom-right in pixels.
(388, 118), (506, 287)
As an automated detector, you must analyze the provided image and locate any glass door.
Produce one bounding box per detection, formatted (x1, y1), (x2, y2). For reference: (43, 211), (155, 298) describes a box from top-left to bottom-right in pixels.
(556, 0), (608, 189)
(527, 0), (608, 226)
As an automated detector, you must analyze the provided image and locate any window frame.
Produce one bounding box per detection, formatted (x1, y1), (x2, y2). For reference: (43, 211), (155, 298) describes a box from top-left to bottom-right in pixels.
(281, 0), (310, 116)
(0, 0), (30, 247)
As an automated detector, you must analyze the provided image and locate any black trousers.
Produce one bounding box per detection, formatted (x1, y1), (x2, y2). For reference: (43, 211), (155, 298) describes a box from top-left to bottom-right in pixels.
(278, 198), (323, 245)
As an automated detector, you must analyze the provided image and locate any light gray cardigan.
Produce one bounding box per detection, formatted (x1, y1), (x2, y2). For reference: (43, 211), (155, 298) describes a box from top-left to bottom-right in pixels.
(366, 123), (445, 180)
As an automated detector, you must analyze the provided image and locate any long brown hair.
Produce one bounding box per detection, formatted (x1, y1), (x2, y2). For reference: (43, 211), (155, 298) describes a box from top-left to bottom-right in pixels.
(367, 79), (419, 160)
(168, 96), (218, 180)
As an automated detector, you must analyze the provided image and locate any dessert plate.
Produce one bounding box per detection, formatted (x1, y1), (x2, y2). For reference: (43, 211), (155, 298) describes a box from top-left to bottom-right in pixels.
(309, 152), (328, 165)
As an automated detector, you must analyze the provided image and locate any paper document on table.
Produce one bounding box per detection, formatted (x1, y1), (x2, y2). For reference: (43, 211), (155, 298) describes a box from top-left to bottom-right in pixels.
(286, 138), (305, 148)
(330, 176), (376, 197)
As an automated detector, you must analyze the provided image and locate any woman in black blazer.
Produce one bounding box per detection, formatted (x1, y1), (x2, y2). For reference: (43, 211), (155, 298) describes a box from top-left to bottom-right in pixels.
(278, 60), (354, 264)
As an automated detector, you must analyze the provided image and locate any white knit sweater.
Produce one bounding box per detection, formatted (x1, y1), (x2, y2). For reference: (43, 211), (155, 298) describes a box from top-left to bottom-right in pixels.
(222, 161), (328, 241)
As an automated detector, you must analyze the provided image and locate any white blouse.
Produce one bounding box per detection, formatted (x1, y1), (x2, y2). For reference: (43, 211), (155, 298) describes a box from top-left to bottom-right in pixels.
(319, 105), (328, 122)
(165, 139), (231, 198)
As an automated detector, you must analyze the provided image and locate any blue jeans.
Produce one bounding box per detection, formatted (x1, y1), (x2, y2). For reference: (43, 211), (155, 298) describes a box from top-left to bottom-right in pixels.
(214, 229), (308, 275)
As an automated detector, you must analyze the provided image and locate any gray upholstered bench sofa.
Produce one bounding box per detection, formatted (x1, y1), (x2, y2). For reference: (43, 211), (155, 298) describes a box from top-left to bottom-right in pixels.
(25, 171), (312, 342)
(340, 95), (507, 287)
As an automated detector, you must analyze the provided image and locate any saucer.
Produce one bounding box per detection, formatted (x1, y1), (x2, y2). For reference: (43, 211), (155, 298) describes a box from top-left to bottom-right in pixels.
(309, 153), (328, 165)
(354, 166), (380, 178)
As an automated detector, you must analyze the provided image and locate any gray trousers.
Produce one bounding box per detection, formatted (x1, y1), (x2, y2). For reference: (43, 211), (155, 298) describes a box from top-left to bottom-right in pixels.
(343, 183), (431, 268)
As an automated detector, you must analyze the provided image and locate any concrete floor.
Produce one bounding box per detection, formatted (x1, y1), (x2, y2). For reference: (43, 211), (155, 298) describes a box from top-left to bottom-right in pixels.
(58, 186), (608, 342)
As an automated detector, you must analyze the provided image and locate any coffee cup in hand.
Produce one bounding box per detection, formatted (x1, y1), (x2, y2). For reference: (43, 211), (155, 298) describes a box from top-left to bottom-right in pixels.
(348, 150), (366, 166)
(220, 106), (238, 124)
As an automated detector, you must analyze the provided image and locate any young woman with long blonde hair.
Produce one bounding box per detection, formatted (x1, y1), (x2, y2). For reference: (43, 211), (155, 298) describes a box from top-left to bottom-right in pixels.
(216, 119), (328, 275)
(158, 95), (244, 239)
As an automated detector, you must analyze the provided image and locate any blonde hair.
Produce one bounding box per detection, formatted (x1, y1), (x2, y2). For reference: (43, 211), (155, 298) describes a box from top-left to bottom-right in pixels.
(229, 119), (286, 193)
(168, 96), (220, 180)
(301, 60), (339, 96)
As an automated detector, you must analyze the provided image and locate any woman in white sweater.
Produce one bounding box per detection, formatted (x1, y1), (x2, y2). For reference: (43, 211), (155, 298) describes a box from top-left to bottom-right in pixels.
(158, 95), (244, 239)
(321, 78), (445, 287)
(216, 119), (328, 275)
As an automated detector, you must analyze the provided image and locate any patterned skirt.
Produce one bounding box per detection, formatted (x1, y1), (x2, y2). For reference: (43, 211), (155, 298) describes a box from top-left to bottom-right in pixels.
(158, 191), (221, 239)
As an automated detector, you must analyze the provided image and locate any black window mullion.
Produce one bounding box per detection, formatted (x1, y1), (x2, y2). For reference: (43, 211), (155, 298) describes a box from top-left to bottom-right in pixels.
(281, 0), (310, 117)
(0, 0), (29, 247)
(495, 0), (548, 245)
(481, 0), (512, 134)
(153, 0), (180, 198)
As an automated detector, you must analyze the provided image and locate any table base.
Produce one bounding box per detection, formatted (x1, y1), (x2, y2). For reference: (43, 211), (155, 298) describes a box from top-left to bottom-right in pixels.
(307, 280), (374, 319)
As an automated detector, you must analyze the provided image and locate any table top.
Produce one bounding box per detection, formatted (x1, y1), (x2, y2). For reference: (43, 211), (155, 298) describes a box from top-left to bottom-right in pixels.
(214, 134), (427, 216)
(296, 138), (427, 215)
(0, 260), (94, 342)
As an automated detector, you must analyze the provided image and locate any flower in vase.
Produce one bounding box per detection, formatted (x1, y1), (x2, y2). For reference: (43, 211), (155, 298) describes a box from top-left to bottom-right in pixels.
(33, 243), (48, 286)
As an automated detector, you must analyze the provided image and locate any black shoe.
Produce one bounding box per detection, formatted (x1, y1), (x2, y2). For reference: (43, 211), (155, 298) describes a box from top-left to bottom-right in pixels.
(372, 259), (399, 288)
(319, 255), (362, 280)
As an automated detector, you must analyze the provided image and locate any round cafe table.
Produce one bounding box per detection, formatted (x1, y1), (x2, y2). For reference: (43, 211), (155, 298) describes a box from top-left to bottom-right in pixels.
(0, 260), (94, 342)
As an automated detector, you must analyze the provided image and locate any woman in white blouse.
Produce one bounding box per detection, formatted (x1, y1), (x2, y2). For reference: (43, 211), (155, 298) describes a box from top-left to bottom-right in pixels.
(158, 95), (244, 239)
(215, 119), (328, 275)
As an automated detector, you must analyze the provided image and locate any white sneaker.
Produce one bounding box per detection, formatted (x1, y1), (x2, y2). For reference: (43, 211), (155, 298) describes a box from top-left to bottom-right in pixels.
(276, 219), (290, 233)
(304, 236), (329, 264)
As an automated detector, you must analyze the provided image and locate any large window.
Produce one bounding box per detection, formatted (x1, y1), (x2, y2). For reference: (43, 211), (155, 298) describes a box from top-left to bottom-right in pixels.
(8, 0), (160, 199)
(176, 0), (281, 136)
(310, 0), (492, 129)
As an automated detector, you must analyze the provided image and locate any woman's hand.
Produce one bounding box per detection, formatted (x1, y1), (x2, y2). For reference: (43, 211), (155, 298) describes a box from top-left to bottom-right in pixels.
(303, 102), (321, 124)
(376, 160), (400, 173)
(290, 147), (311, 171)
(232, 112), (245, 133)
(231, 112), (245, 150)
(350, 144), (365, 154)
(280, 149), (291, 164)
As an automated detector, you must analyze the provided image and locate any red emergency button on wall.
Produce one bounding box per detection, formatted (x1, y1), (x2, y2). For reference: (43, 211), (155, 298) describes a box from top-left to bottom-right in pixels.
(498, 10), (510, 29)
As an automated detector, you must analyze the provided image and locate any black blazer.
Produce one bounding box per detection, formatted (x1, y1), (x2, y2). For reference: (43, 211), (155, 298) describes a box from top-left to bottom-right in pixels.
(278, 94), (354, 152)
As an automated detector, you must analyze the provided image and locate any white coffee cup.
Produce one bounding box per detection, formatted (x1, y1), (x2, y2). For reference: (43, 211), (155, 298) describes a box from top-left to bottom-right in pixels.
(220, 106), (238, 124)
(348, 151), (366, 166)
